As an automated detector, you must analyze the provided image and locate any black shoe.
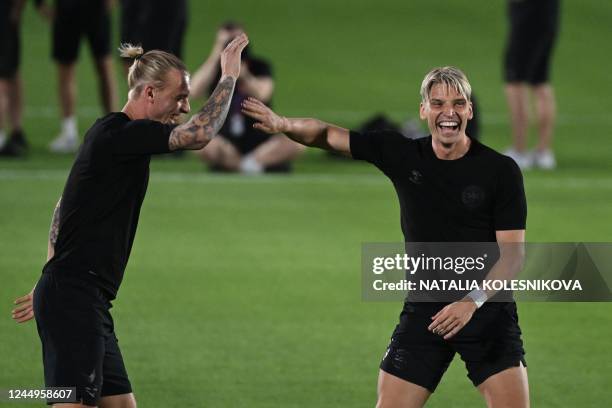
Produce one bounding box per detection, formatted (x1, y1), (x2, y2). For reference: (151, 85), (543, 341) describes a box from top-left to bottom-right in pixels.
(0, 136), (27, 157)
(9, 129), (28, 150)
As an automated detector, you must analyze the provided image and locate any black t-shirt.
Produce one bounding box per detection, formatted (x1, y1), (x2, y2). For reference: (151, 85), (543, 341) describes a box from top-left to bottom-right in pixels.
(43, 112), (174, 299)
(350, 131), (526, 243)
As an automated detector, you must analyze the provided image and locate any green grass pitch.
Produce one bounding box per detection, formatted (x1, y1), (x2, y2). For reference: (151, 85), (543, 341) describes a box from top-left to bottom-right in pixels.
(1, 1), (611, 406)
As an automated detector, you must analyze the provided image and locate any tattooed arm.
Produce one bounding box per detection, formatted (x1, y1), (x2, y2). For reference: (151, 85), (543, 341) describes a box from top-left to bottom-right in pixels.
(169, 33), (249, 151)
(47, 197), (62, 261)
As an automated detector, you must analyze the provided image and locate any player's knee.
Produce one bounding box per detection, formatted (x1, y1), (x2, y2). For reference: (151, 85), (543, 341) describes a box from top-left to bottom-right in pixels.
(376, 394), (416, 408)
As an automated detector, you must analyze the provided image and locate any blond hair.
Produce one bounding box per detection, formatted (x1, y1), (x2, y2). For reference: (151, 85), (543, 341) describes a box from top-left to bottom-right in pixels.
(118, 43), (188, 99)
(420, 66), (472, 103)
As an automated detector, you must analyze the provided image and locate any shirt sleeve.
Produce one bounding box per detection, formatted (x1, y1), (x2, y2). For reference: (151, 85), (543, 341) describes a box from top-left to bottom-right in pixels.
(349, 129), (408, 174)
(112, 119), (175, 155)
(494, 157), (527, 230)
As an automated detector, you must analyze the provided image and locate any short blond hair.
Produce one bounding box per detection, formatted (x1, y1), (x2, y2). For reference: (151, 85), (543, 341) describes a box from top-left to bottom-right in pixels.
(118, 43), (189, 99)
(420, 66), (472, 103)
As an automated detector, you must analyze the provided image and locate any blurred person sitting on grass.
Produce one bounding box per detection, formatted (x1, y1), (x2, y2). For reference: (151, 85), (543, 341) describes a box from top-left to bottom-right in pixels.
(190, 22), (305, 174)
(12, 34), (248, 408)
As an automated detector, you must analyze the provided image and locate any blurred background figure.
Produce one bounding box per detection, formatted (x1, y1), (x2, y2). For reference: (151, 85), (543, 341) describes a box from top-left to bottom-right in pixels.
(0, 0), (27, 157)
(119, 0), (188, 73)
(36, 0), (118, 153)
(504, 0), (560, 170)
(190, 22), (305, 174)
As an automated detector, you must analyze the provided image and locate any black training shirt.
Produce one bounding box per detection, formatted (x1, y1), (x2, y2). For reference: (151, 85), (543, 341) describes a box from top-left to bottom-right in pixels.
(350, 131), (526, 242)
(43, 112), (174, 299)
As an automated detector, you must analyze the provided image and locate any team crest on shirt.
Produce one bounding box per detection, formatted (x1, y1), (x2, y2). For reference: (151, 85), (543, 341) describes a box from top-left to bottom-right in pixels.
(461, 185), (485, 209)
(408, 169), (424, 185)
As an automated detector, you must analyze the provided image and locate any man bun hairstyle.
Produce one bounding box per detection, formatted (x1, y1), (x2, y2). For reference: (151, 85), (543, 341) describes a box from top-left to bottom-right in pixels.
(118, 43), (188, 99)
(420, 66), (472, 103)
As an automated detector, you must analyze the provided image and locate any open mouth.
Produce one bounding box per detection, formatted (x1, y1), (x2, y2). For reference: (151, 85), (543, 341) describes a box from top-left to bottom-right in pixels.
(437, 120), (460, 132)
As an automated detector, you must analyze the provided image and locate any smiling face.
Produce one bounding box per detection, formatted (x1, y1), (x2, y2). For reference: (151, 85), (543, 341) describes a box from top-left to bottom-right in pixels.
(420, 83), (473, 148)
(146, 68), (191, 124)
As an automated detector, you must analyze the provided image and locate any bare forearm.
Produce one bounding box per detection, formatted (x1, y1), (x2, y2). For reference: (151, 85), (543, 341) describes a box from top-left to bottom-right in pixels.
(282, 118), (349, 153)
(281, 118), (330, 146)
(47, 197), (61, 261)
(169, 76), (236, 151)
(190, 46), (223, 98)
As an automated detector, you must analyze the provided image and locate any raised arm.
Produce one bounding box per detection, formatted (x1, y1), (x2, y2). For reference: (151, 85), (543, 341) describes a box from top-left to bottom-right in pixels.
(168, 33), (249, 151)
(241, 97), (351, 156)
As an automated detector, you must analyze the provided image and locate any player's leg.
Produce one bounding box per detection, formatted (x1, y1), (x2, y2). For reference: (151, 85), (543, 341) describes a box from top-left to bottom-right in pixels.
(533, 84), (555, 151)
(456, 302), (529, 408)
(240, 135), (306, 174)
(53, 62), (79, 151)
(99, 393), (137, 408)
(50, 5), (81, 153)
(94, 56), (118, 113)
(196, 135), (242, 171)
(378, 304), (455, 407)
(529, 28), (557, 169)
(504, 84), (530, 154)
(0, 79), (7, 145)
(503, 2), (535, 169)
(477, 363), (529, 408)
(99, 331), (135, 408)
(33, 273), (107, 406)
(88, 2), (116, 113)
(7, 72), (23, 132)
(376, 370), (430, 408)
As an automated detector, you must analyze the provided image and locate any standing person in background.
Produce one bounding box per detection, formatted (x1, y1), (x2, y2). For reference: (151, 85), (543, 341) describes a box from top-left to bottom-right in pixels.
(119, 0), (188, 72)
(36, 0), (118, 153)
(190, 22), (304, 174)
(504, 0), (560, 170)
(0, 0), (28, 157)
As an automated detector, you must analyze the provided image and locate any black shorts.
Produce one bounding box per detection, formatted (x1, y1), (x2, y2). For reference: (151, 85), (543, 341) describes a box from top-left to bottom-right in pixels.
(52, 0), (111, 64)
(504, 0), (560, 84)
(120, 0), (186, 58)
(33, 272), (132, 406)
(380, 302), (526, 392)
(0, 16), (20, 78)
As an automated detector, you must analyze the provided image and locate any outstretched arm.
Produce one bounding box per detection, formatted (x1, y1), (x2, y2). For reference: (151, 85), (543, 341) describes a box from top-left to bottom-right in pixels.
(12, 197), (62, 324)
(241, 97), (351, 156)
(168, 33), (249, 151)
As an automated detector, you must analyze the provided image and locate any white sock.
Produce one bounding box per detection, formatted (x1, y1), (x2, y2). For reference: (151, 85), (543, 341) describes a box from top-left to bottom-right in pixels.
(239, 155), (264, 174)
(61, 116), (77, 139)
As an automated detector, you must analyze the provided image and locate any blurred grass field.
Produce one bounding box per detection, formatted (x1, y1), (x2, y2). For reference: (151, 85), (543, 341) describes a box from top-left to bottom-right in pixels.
(1, 1), (611, 407)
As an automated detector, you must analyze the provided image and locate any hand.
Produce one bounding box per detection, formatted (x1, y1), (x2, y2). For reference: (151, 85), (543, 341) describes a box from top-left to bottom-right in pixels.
(12, 290), (35, 323)
(241, 97), (287, 134)
(220, 33), (249, 80)
(428, 300), (477, 340)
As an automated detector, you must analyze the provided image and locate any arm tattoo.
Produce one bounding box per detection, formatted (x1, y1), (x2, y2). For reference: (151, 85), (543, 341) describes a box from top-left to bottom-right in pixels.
(169, 76), (236, 151)
(49, 197), (62, 247)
